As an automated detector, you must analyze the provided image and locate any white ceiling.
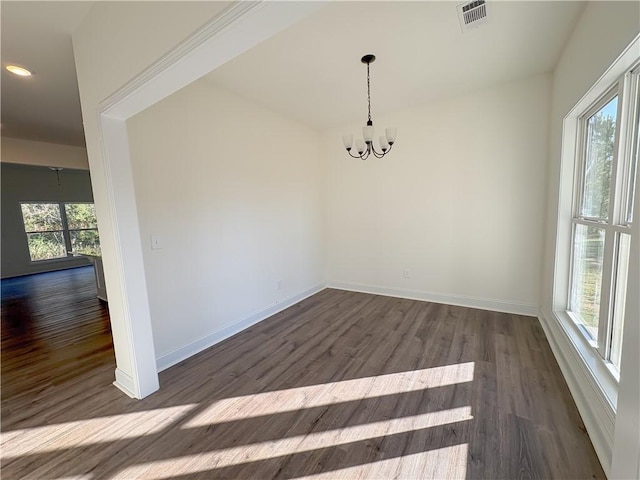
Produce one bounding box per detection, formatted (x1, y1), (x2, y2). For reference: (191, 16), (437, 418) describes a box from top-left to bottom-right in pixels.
(205, 1), (585, 129)
(1, 1), (93, 146)
(0, 1), (585, 147)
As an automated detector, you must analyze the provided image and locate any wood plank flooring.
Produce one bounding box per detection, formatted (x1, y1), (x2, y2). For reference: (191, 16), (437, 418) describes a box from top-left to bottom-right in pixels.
(1, 282), (604, 479)
(1, 266), (114, 401)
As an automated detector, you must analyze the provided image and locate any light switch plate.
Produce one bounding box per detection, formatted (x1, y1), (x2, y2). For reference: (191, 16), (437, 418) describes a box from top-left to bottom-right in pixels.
(150, 235), (162, 250)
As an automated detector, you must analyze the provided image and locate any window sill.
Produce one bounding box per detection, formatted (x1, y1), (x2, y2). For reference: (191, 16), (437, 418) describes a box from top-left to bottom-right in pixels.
(553, 310), (618, 411)
(29, 256), (90, 265)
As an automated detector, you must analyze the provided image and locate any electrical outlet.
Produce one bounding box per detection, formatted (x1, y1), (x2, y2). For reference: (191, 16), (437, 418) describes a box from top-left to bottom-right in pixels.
(277, 280), (283, 291)
(403, 268), (410, 279)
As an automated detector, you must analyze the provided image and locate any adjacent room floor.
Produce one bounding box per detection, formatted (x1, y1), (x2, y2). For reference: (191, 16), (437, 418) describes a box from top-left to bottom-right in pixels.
(1, 277), (604, 479)
(1, 266), (113, 401)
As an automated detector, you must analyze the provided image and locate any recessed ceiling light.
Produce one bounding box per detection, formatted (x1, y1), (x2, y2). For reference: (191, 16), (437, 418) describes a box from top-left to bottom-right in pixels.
(6, 65), (32, 77)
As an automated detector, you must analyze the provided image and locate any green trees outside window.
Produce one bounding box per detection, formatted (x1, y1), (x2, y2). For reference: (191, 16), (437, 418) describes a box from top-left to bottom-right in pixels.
(20, 202), (101, 261)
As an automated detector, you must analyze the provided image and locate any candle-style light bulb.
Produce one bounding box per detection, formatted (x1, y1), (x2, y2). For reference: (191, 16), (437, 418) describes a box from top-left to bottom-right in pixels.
(363, 125), (374, 143)
(385, 127), (397, 144)
(379, 136), (389, 152)
(342, 134), (353, 150)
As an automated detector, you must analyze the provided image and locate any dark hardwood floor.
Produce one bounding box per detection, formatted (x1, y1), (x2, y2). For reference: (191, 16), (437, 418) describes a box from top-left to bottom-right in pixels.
(1, 266), (114, 402)
(1, 280), (604, 479)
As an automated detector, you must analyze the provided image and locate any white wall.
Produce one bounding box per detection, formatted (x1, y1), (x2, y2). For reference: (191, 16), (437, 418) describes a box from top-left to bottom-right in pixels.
(73, 0), (324, 397)
(539, 1), (640, 476)
(1, 137), (89, 169)
(126, 79), (325, 364)
(326, 74), (550, 314)
(73, 1), (232, 395)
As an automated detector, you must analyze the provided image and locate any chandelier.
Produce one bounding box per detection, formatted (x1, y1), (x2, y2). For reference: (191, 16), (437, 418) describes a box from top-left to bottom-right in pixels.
(343, 54), (397, 160)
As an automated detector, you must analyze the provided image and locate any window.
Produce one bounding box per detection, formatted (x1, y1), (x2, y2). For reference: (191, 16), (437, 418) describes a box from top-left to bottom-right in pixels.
(21, 203), (67, 261)
(21, 202), (101, 261)
(65, 203), (101, 255)
(568, 69), (639, 372)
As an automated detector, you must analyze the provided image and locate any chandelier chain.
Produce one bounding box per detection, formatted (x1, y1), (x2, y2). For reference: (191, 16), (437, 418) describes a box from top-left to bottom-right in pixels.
(367, 63), (371, 123)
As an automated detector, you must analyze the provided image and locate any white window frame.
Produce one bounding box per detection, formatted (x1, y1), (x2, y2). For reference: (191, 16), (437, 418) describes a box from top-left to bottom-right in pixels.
(553, 38), (640, 413)
(569, 71), (639, 368)
(568, 86), (621, 353)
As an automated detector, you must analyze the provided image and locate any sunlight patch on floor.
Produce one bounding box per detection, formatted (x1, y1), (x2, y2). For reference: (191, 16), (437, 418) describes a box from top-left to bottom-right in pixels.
(113, 406), (472, 479)
(295, 444), (469, 480)
(184, 362), (475, 427)
(1, 404), (197, 459)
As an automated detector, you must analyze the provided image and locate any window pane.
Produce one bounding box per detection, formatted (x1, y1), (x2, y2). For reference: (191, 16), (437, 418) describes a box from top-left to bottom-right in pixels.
(26, 232), (66, 261)
(581, 96), (618, 220)
(570, 224), (605, 338)
(65, 203), (98, 230)
(20, 203), (62, 232)
(70, 229), (101, 256)
(610, 233), (631, 369)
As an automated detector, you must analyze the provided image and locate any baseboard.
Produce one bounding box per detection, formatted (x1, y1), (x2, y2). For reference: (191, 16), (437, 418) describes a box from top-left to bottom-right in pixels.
(113, 368), (137, 398)
(1, 262), (92, 280)
(538, 309), (615, 476)
(327, 281), (539, 316)
(156, 283), (326, 372)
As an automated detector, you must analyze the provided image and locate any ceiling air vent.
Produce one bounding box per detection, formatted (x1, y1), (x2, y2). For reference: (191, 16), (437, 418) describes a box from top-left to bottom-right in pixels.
(457, 0), (488, 32)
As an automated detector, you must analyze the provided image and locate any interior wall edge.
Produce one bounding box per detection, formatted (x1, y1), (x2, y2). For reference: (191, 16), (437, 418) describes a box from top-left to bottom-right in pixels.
(155, 283), (327, 373)
(538, 307), (615, 476)
(328, 281), (539, 317)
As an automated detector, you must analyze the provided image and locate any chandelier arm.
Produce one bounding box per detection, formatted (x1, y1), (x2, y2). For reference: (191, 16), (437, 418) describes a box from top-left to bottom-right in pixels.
(347, 150), (364, 159)
(372, 149), (387, 159)
(370, 144), (388, 158)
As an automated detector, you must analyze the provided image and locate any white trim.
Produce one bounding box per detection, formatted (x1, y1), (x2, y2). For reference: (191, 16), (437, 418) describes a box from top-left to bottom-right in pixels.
(565, 35), (640, 121)
(113, 368), (137, 399)
(538, 308), (615, 477)
(97, 2), (264, 117)
(99, 1), (326, 120)
(611, 69), (640, 480)
(156, 284), (327, 372)
(99, 115), (159, 399)
(328, 281), (539, 316)
(91, 1), (326, 398)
